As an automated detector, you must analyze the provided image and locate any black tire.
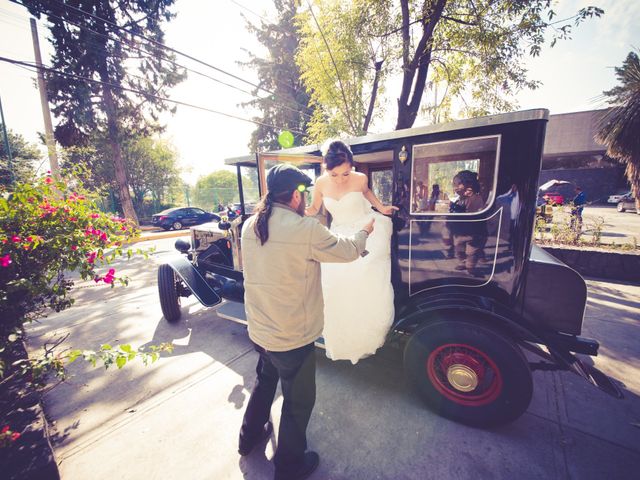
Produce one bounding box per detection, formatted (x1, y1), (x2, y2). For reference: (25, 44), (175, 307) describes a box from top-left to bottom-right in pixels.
(404, 319), (533, 427)
(172, 220), (183, 230)
(617, 202), (625, 212)
(157, 264), (181, 322)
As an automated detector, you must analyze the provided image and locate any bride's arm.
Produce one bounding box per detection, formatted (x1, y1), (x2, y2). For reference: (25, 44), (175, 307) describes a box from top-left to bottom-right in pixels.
(362, 175), (398, 215)
(305, 178), (324, 216)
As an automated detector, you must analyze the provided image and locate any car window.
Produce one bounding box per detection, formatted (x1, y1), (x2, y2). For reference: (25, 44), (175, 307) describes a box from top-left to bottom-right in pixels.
(191, 208), (205, 215)
(411, 135), (500, 215)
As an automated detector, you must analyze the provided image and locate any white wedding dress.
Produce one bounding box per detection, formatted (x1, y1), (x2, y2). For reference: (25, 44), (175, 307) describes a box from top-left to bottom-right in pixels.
(321, 191), (394, 364)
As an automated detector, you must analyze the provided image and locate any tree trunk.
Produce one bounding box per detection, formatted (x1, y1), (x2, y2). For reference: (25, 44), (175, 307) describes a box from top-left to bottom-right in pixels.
(101, 82), (139, 225)
(363, 60), (383, 133)
(395, 0), (447, 130)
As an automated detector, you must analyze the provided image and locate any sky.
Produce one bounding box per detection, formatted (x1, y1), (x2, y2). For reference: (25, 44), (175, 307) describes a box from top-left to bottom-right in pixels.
(0, 0), (638, 185)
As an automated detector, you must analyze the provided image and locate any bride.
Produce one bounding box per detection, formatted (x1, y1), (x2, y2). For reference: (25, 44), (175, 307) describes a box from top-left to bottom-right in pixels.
(305, 140), (397, 364)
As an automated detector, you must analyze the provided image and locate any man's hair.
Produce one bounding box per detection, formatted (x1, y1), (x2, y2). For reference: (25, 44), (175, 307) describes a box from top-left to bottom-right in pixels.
(454, 170), (481, 193)
(253, 190), (296, 245)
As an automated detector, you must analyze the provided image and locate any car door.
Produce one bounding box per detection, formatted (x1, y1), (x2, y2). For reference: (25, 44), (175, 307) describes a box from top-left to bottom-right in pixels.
(190, 208), (207, 225)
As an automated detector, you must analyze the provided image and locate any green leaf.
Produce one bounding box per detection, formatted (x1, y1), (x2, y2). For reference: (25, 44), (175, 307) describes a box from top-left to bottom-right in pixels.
(116, 356), (127, 369)
(120, 344), (132, 353)
(67, 349), (82, 364)
(101, 343), (112, 351)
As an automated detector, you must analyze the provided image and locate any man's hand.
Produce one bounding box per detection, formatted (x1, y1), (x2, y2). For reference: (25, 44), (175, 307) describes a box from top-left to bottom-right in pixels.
(362, 218), (375, 235)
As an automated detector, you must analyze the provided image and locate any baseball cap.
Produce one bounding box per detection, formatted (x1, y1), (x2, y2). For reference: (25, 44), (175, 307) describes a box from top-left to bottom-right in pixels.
(266, 163), (313, 194)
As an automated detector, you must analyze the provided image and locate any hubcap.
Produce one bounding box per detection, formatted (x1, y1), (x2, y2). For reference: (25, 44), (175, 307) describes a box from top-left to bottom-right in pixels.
(446, 364), (478, 392)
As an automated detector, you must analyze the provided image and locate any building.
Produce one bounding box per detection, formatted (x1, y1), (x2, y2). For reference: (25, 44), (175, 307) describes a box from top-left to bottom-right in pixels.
(540, 109), (628, 203)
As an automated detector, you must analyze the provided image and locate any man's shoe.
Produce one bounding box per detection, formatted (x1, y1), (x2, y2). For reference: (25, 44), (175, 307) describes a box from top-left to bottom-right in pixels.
(274, 451), (320, 480)
(238, 421), (273, 456)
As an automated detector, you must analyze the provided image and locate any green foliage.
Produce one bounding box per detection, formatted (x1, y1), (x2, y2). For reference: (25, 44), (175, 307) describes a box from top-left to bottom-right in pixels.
(597, 50), (640, 201)
(192, 170), (253, 211)
(59, 133), (182, 217)
(0, 126), (41, 186)
(296, 0), (392, 142)
(296, 0), (604, 134)
(240, 0), (314, 151)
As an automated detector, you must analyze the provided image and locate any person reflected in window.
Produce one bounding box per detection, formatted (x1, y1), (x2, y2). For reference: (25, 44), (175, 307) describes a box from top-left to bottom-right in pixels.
(427, 183), (448, 212)
(447, 170), (487, 277)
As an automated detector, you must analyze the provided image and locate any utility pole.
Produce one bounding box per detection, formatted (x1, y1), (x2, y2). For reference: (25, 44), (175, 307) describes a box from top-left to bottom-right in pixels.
(30, 18), (59, 178)
(0, 94), (14, 185)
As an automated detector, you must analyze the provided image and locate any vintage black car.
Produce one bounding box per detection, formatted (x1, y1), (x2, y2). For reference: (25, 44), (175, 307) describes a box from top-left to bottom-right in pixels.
(151, 207), (220, 230)
(157, 110), (621, 427)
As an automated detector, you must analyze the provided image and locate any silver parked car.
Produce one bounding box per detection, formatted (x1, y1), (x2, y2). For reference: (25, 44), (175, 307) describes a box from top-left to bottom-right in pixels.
(608, 190), (631, 204)
(617, 193), (638, 212)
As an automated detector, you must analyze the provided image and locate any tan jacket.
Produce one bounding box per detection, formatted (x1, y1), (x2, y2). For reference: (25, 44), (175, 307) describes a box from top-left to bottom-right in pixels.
(241, 204), (368, 351)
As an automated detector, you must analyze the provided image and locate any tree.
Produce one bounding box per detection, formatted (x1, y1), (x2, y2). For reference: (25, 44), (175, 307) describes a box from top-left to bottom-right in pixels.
(296, 1), (603, 134)
(122, 136), (181, 214)
(597, 51), (640, 212)
(240, 0), (314, 151)
(296, 0), (392, 141)
(0, 127), (40, 186)
(192, 170), (242, 211)
(21, 1), (186, 224)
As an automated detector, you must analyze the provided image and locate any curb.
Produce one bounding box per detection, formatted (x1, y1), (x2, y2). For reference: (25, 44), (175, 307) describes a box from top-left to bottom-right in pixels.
(542, 246), (640, 282)
(128, 230), (189, 244)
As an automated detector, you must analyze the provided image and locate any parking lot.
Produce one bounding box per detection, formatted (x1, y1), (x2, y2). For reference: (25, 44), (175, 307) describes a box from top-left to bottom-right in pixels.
(26, 236), (640, 480)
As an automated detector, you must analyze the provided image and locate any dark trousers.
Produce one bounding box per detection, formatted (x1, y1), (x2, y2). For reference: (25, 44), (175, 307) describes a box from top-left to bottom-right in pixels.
(240, 342), (316, 471)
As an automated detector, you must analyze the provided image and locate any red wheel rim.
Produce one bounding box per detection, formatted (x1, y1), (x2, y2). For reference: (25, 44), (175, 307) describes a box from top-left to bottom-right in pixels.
(426, 343), (503, 406)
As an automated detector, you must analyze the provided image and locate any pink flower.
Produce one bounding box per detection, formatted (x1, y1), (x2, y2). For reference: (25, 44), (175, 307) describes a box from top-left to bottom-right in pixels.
(94, 276), (102, 283)
(0, 255), (9, 267)
(100, 232), (108, 242)
(86, 252), (97, 264)
(1, 426), (8, 434)
(90, 213), (100, 219)
(120, 225), (127, 231)
(71, 245), (78, 251)
(11, 432), (20, 441)
(11, 235), (21, 243)
(26, 236), (34, 242)
(69, 217), (78, 222)
(44, 177), (53, 184)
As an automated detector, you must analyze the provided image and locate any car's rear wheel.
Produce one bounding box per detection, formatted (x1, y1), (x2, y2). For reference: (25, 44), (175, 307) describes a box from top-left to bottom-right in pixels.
(617, 202), (626, 212)
(404, 319), (533, 427)
(158, 264), (182, 322)
(172, 220), (183, 230)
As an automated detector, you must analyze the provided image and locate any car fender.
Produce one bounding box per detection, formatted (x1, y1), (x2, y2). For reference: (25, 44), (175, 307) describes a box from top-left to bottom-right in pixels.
(165, 256), (221, 307)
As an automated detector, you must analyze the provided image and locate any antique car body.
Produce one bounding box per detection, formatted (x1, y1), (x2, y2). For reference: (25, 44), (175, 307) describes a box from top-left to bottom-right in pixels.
(158, 109), (621, 427)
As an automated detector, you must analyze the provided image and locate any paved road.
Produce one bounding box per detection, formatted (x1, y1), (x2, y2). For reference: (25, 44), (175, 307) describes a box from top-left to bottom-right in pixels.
(26, 237), (640, 479)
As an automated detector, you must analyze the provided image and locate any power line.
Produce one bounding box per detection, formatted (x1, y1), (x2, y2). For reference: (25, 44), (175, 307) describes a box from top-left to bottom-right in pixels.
(0, 55), (306, 135)
(10, 0), (313, 122)
(26, 0), (300, 108)
(2, 7), (314, 122)
(227, 0), (270, 23)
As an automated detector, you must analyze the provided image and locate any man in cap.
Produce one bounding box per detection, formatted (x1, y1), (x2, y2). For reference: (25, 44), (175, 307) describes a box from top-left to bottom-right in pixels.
(239, 163), (374, 479)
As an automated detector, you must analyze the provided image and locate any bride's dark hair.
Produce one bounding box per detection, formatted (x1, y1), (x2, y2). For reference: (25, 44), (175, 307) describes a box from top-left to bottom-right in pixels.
(323, 140), (354, 170)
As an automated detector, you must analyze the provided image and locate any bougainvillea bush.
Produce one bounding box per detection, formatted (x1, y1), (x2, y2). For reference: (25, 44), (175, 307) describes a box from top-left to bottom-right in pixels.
(0, 172), (171, 384)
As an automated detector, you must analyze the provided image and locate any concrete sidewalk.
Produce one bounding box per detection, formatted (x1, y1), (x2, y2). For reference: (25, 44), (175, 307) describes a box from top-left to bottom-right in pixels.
(26, 242), (640, 479)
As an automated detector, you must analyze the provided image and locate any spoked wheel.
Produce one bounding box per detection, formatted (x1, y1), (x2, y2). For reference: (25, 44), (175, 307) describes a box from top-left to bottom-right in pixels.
(172, 221), (183, 230)
(404, 319), (533, 427)
(158, 264), (182, 322)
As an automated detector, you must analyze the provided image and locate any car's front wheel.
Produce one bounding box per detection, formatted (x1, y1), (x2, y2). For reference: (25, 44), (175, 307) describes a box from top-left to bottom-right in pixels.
(172, 220), (183, 230)
(158, 264), (182, 322)
(617, 202), (626, 213)
(404, 319), (533, 427)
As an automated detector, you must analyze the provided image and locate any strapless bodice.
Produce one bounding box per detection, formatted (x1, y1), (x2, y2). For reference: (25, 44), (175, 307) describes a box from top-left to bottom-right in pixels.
(323, 191), (371, 226)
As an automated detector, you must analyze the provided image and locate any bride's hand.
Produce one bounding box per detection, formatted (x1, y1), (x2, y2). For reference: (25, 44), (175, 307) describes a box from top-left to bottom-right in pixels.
(363, 218), (375, 235)
(378, 205), (399, 216)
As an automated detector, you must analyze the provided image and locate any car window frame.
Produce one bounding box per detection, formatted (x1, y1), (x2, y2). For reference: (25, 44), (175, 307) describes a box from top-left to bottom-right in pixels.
(410, 134), (502, 217)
